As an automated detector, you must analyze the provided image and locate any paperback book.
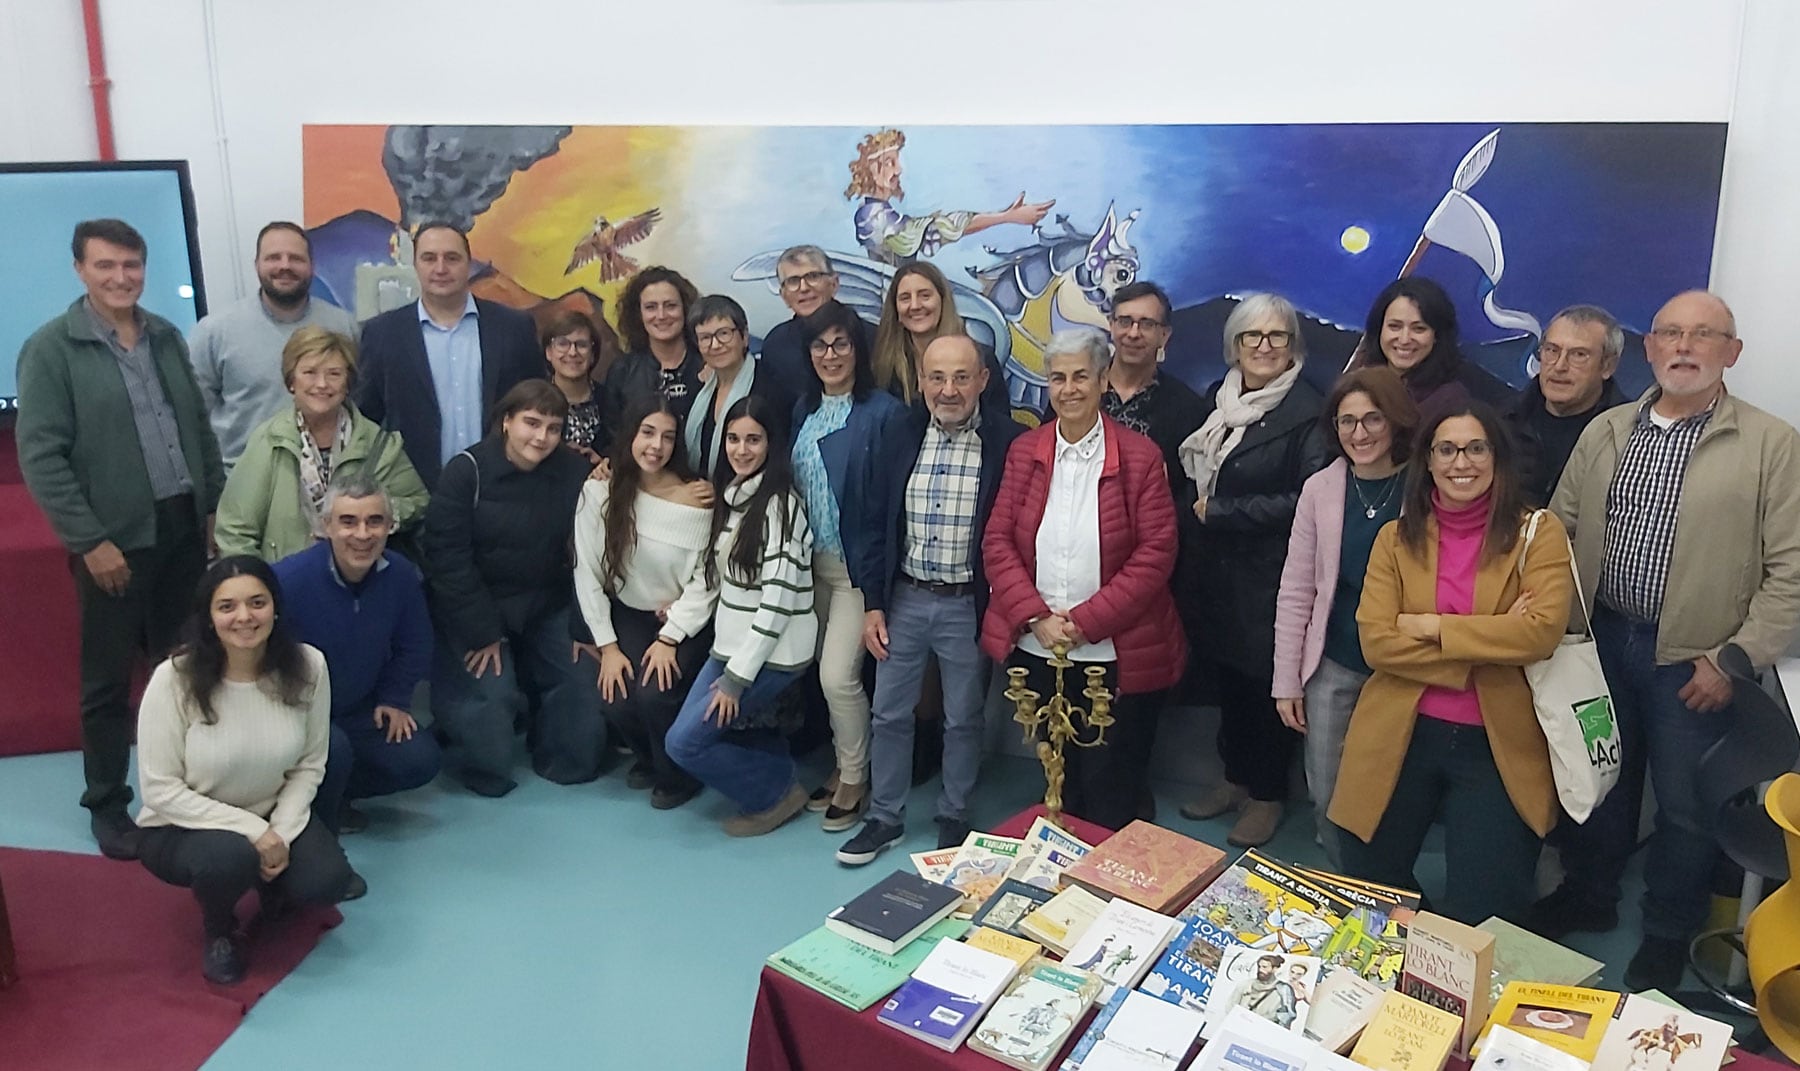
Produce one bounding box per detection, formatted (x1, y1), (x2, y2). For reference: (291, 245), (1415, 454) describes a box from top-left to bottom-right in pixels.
(1399, 911), (1495, 1059)
(1203, 946), (1325, 1039)
(826, 868), (966, 955)
(1303, 869), (1418, 987)
(969, 956), (1104, 1071)
(1590, 993), (1733, 1071)
(947, 833), (1028, 909)
(1062, 820), (1230, 914)
(967, 925), (1045, 967)
(1476, 982), (1622, 1063)
(1473, 1025), (1594, 1071)
(1304, 968), (1389, 1052)
(878, 936), (1021, 1052)
(1021, 884), (1110, 956)
(1140, 914), (1243, 1012)
(972, 879), (1058, 940)
(912, 847), (959, 883)
(1072, 990), (1207, 1071)
(1061, 984), (1132, 1071)
(1350, 988), (1464, 1071)
(1196, 1006), (1316, 1071)
(1060, 897), (1181, 993)
(764, 917), (971, 1011)
(1179, 849), (1349, 957)
(1009, 847), (1089, 892)
(1475, 917), (1605, 1006)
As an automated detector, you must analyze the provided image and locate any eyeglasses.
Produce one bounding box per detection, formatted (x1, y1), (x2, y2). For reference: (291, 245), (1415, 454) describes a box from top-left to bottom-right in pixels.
(779, 270), (834, 293)
(1334, 413), (1389, 435)
(1237, 330), (1294, 351)
(1538, 342), (1599, 368)
(1110, 315), (1166, 333)
(548, 336), (594, 354)
(809, 337), (855, 357)
(695, 326), (741, 349)
(1430, 439), (1493, 464)
(924, 371), (976, 389)
(1649, 325), (1734, 346)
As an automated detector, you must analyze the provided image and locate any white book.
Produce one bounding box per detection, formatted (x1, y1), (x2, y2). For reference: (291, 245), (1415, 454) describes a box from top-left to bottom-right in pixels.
(1080, 990), (1207, 1071)
(1195, 1006), (1316, 1071)
(1303, 968), (1388, 1052)
(1008, 847), (1087, 892)
(1204, 946), (1324, 1040)
(1590, 993), (1733, 1071)
(877, 935), (1020, 1052)
(1061, 898), (1180, 992)
(1475, 1025), (1595, 1071)
(1019, 815), (1096, 859)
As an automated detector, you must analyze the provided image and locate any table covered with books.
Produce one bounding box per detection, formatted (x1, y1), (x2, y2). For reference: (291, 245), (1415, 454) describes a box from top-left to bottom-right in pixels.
(746, 804), (1769, 1071)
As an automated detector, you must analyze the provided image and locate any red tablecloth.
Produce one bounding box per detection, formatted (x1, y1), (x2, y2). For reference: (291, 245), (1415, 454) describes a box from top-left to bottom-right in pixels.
(0, 482), (81, 756)
(746, 806), (1115, 1071)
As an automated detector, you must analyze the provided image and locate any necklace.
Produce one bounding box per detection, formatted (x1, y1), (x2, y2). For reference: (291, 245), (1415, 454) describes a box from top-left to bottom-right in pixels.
(1352, 472), (1400, 519)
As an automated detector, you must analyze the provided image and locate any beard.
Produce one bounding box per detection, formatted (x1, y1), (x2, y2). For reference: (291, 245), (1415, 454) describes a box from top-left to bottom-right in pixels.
(260, 272), (310, 309)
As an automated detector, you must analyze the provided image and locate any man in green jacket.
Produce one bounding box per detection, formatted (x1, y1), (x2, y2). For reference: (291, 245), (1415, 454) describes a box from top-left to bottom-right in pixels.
(15, 218), (224, 861)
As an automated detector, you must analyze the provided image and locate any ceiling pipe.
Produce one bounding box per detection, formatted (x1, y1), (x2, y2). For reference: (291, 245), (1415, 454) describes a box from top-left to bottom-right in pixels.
(80, 0), (116, 160)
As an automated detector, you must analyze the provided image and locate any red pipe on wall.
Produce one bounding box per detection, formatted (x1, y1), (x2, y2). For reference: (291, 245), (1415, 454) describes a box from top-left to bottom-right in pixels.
(80, 0), (116, 160)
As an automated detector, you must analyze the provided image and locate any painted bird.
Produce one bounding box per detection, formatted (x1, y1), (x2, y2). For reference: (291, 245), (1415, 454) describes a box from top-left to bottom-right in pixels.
(564, 208), (662, 281)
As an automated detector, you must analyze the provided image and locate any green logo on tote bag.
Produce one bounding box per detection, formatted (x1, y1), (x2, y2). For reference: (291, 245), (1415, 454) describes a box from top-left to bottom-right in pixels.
(1574, 697), (1618, 769)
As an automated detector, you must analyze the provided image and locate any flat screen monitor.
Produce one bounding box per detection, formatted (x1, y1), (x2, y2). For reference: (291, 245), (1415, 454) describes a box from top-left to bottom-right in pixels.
(0, 160), (208, 415)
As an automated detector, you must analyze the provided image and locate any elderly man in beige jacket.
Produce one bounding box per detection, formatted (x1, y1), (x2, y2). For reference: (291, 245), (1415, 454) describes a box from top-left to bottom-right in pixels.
(1534, 290), (1800, 992)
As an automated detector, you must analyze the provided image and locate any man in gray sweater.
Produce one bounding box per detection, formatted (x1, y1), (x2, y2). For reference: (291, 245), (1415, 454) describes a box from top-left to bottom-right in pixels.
(187, 221), (356, 469)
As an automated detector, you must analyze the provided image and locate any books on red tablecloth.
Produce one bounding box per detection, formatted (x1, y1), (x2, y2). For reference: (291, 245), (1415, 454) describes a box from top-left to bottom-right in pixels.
(878, 936), (1021, 1052)
(1060, 896), (1182, 993)
(765, 916), (971, 1010)
(969, 956), (1104, 1070)
(1064, 820), (1229, 914)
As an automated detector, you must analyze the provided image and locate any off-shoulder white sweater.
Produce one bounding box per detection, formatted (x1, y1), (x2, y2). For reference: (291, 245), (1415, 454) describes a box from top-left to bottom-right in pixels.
(573, 480), (718, 648)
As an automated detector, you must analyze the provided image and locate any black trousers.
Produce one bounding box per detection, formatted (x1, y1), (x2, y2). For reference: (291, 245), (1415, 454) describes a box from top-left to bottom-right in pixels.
(138, 819), (351, 938)
(1214, 661), (1298, 802)
(72, 496), (205, 814)
(599, 604), (709, 794)
(1004, 650), (1166, 832)
(1335, 716), (1542, 925)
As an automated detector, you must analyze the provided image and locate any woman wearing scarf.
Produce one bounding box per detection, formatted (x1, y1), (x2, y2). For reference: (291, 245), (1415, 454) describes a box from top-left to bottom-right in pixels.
(216, 327), (428, 563)
(1175, 293), (1328, 848)
(681, 295), (794, 484)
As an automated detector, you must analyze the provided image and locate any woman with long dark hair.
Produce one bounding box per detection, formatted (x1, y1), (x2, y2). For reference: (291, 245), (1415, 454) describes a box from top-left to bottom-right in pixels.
(665, 394), (818, 835)
(423, 380), (600, 797)
(791, 299), (904, 829)
(574, 395), (718, 809)
(1354, 277), (1512, 415)
(135, 555), (351, 984)
(1330, 402), (1572, 924)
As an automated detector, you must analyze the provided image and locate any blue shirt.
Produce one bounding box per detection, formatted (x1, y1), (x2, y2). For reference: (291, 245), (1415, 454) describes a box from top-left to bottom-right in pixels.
(417, 295), (483, 467)
(272, 542), (433, 719)
(792, 393), (854, 556)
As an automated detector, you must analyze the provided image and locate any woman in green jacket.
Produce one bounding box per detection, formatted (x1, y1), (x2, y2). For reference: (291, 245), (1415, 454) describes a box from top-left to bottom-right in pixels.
(215, 327), (428, 562)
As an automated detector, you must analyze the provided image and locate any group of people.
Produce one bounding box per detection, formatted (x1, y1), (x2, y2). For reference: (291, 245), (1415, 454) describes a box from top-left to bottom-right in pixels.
(15, 215), (1799, 999)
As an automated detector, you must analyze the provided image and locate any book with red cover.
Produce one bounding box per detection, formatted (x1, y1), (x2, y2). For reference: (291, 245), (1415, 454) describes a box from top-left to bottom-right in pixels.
(1061, 820), (1230, 914)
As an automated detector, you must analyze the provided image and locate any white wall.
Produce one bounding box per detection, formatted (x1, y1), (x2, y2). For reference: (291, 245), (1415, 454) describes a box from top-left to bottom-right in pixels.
(7, 0), (1796, 423)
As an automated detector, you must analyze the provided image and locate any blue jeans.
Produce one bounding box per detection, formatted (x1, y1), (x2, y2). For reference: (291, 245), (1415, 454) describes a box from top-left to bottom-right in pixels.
(315, 698), (444, 832)
(665, 658), (801, 812)
(432, 606), (604, 789)
(866, 584), (990, 827)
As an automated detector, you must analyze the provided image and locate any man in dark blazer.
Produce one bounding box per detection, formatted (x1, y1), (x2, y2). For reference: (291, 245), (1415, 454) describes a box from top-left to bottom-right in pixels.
(356, 222), (540, 489)
(836, 334), (1023, 864)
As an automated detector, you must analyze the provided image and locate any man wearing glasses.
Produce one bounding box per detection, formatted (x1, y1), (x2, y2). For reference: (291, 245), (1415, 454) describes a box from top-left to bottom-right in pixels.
(758, 245), (875, 393)
(1506, 305), (1626, 506)
(1540, 290), (1800, 992)
(1101, 281), (1207, 477)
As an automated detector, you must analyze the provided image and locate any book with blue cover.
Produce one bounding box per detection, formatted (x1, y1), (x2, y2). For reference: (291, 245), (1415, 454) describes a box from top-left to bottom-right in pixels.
(1140, 915), (1243, 1012)
(878, 935), (1020, 1051)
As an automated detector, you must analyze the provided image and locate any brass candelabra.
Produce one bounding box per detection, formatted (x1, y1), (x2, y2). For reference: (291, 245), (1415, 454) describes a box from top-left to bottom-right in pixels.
(1004, 645), (1114, 829)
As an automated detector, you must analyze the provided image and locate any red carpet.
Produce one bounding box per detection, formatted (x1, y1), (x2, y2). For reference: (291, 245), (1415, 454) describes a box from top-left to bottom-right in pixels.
(0, 480), (82, 757)
(0, 847), (341, 1071)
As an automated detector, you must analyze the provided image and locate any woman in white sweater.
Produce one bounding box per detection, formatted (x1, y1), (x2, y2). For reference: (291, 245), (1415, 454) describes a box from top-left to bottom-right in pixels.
(666, 395), (818, 835)
(135, 556), (352, 985)
(574, 395), (719, 809)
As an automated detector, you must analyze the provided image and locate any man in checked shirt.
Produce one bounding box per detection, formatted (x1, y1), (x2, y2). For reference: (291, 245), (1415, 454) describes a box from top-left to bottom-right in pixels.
(835, 335), (1022, 865)
(1536, 290), (1800, 991)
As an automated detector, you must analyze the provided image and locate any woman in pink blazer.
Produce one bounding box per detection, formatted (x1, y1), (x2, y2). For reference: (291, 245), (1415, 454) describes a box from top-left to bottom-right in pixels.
(1271, 367), (1419, 864)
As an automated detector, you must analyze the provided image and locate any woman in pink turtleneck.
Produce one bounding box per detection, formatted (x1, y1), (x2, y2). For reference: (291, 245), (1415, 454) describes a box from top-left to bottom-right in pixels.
(1327, 403), (1573, 924)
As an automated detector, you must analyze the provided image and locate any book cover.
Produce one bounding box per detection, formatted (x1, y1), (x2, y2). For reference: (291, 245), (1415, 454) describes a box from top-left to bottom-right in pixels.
(1018, 814), (1097, 859)
(1302, 869), (1417, 987)
(878, 937), (1021, 1051)
(1196, 1006), (1316, 1071)
(1203, 946), (1325, 1039)
(1350, 989), (1464, 1071)
(1475, 1026), (1598, 1071)
(1399, 911), (1496, 1059)
(1476, 982), (1621, 1063)
(1590, 993), (1733, 1071)
(1179, 849), (1349, 956)
(765, 917), (971, 1011)
(947, 833), (1028, 909)
(1021, 884), (1110, 955)
(1062, 820), (1230, 914)
(1009, 847), (1089, 892)
(913, 847), (959, 883)
(1061, 984), (1132, 1071)
(967, 925), (1044, 967)
(973, 879), (1058, 939)
(970, 957), (1104, 1071)
(1061, 897), (1181, 992)
(1140, 915), (1243, 1012)
(1305, 968), (1390, 1052)
(1475, 917), (1605, 1007)
(826, 868), (966, 955)
(1072, 990), (1206, 1071)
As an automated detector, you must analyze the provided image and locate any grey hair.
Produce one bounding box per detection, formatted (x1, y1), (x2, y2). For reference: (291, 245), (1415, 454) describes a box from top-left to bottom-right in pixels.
(1222, 292), (1307, 366)
(1547, 304), (1625, 362)
(1043, 327), (1112, 374)
(323, 469), (393, 519)
(778, 245), (832, 275)
(1659, 289), (1737, 336)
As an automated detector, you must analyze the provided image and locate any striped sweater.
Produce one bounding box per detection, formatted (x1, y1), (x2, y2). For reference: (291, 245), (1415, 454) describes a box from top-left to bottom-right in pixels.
(712, 474), (818, 696)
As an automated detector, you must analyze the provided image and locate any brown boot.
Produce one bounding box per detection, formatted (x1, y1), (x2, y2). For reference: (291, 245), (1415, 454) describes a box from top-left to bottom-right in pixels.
(1179, 783), (1249, 821)
(1227, 800), (1284, 847)
(724, 783), (809, 837)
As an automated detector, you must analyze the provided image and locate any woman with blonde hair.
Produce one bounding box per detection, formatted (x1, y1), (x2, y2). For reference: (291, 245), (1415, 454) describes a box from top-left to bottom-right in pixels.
(870, 261), (1013, 415)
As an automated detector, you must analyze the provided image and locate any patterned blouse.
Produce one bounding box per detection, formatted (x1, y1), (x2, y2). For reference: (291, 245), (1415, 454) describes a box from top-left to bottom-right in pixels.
(792, 393), (854, 558)
(562, 395), (605, 456)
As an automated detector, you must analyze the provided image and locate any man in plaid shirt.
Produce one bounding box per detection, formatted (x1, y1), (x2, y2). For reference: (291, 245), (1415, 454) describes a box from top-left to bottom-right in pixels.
(1539, 290), (1800, 992)
(837, 335), (1023, 865)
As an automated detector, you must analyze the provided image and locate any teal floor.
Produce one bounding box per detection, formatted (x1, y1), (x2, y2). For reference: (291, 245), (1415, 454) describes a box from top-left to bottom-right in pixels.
(0, 747), (1646, 1069)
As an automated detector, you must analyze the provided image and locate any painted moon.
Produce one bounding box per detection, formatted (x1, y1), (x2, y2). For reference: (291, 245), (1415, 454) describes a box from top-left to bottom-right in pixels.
(1340, 225), (1371, 254)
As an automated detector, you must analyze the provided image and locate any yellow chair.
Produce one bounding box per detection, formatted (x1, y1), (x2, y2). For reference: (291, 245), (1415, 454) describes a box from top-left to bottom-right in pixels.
(1746, 772), (1800, 1060)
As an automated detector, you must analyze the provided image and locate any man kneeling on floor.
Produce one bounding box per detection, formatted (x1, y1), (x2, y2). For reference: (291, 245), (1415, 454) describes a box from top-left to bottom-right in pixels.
(275, 471), (441, 887)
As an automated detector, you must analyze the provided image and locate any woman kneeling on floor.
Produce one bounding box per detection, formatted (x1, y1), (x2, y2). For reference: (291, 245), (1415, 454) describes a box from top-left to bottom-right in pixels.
(136, 555), (352, 985)
(666, 394), (818, 835)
